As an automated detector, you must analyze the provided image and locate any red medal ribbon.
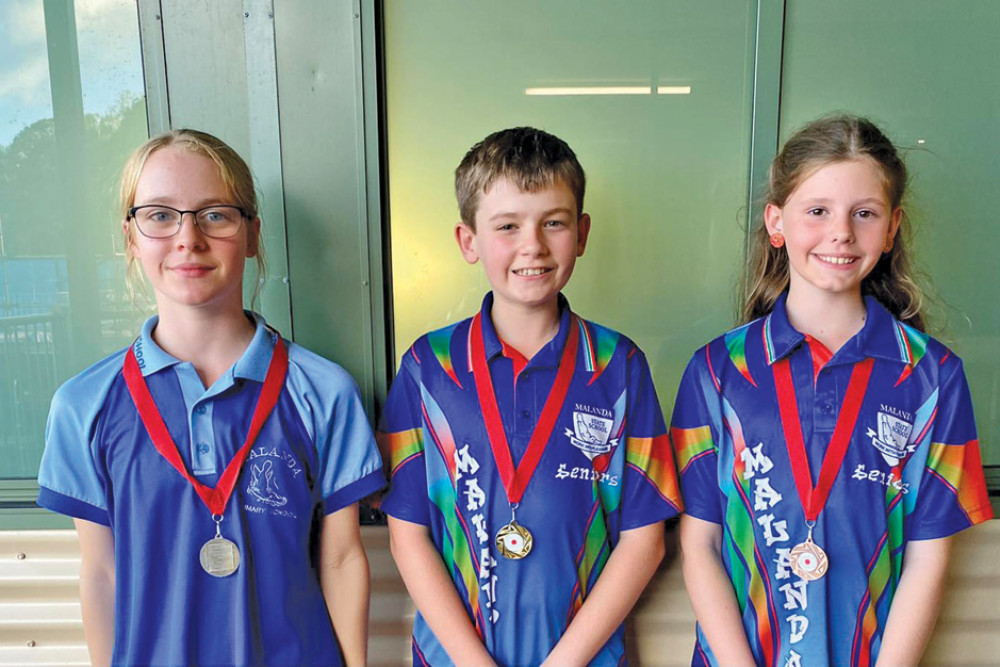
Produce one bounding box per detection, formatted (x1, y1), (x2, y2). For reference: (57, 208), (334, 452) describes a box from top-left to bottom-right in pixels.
(469, 313), (579, 504)
(123, 337), (289, 516)
(773, 356), (873, 522)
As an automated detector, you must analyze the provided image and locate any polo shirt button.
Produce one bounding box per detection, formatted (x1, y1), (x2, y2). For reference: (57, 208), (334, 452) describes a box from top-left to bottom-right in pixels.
(195, 405), (206, 415)
(521, 410), (531, 419)
(197, 443), (210, 455)
(822, 404), (832, 413)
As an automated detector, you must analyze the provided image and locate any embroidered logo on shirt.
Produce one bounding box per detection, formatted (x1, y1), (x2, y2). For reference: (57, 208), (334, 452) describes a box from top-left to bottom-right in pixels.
(565, 404), (617, 459)
(244, 447), (303, 518)
(866, 405), (914, 466)
(247, 460), (288, 507)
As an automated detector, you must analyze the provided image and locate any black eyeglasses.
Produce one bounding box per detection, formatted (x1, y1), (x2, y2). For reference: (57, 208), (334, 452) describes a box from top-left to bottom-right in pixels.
(128, 204), (248, 239)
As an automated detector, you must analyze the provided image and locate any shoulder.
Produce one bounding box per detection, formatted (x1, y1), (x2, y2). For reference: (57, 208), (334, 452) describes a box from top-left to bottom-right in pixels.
(284, 340), (362, 397)
(889, 319), (965, 387)
(49, 348), (129, 427)
(398, 316), (474, 381)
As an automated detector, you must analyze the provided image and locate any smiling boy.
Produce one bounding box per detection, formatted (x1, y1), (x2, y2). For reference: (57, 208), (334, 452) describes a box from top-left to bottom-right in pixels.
(378, 127), (682, 666)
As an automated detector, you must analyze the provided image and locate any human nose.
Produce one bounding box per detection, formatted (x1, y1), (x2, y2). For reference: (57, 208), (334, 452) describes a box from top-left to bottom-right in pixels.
(829, 211), (855, 243)
(519, 224), (547, 255)
(174, 212), (208, 247)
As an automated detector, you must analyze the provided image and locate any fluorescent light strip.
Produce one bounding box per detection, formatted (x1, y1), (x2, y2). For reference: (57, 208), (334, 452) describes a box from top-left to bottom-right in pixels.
(657, 86), (692, 95)
(525, 86), (652, 96)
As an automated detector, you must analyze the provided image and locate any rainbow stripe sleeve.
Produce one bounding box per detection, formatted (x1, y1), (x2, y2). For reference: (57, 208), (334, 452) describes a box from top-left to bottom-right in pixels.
(625, 434), (683, 510)
(379, 427), (424, 476)
(925, 439), (993, 526)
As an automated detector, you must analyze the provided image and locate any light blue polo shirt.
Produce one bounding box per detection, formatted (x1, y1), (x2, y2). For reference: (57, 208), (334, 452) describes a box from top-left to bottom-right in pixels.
(38, 312), (384, 667)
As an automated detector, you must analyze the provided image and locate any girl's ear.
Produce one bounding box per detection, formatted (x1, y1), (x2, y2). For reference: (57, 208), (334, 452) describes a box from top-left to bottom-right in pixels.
(763, 203), (783, 236)
(884, 207), (903, 252)
(122, 218), (135, 257)
(246, 217), (262, 257)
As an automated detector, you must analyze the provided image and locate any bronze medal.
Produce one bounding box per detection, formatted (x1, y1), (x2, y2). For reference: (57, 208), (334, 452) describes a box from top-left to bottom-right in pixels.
(495, 520), (533, 559)
(789, 537), (828, 581)
(200, 536), (241, 577)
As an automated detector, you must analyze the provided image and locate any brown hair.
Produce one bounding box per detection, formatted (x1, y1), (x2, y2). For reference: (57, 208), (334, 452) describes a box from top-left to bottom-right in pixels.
(120, 129), (266, 307)
(455, 127), (586, 228)
(741, 114), (925, 330)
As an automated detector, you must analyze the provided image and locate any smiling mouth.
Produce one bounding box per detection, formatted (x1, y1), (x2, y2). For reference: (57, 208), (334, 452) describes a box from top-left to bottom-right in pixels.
(815, 255), (858, 265)
(513, 268), (552, 276)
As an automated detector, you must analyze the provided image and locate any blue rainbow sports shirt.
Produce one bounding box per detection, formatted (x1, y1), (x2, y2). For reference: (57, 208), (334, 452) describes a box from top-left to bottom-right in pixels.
(671, 293), (992, 667)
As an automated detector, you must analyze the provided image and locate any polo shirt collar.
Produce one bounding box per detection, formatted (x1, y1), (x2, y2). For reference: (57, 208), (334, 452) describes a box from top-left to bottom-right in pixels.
(763, 292), (910, 366)
(478, 292), (573, 369)
(132, 311), (278, 381)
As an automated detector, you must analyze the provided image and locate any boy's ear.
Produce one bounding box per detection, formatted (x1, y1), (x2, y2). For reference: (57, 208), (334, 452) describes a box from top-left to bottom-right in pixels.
(455, 222), (479, 264)
(763, 203), (783, 236)
(576, 213), (592, 257)
(246, 216), (262, 257)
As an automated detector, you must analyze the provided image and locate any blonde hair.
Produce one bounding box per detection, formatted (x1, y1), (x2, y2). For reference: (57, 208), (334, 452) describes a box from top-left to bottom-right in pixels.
(741, 114), (925, 330)
(120, 129), (266, 308)
(455, 127), (586, 229)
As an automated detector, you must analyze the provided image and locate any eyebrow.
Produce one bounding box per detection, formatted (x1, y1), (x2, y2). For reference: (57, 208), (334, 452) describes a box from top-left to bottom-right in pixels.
(137, 197), (236, 208)
(486, 207), (575, 222)
(801, 197), (887, 206)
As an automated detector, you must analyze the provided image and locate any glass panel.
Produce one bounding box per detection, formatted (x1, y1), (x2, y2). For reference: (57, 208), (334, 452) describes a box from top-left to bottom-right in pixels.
(386, 1), (757, 400)
(0, 0), (148, 479)
(780, 0), (1000, 465)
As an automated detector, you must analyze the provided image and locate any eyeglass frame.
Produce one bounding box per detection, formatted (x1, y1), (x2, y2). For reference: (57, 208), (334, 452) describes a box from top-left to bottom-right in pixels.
(127, 204), (250, 239)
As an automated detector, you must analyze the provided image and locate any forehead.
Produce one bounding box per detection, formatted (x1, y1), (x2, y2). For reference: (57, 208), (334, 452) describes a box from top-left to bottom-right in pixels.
(476, 176), (578, 219)
(790, 159), (889, 201)
(134, 146), (231, 203)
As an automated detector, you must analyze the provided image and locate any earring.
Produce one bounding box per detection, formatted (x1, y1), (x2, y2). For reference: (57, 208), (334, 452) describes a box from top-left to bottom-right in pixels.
(769, 233), (785, 248)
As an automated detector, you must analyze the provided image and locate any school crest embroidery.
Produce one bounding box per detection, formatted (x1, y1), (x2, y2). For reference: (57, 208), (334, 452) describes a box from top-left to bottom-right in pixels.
(565, 408), (617, 460)
(866, 408), (914, 466)
(247, 459), (288, 507)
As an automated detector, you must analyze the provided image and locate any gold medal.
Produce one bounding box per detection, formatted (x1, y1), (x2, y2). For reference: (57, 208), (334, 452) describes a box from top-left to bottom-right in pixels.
(200, 536), (241, 577)
(495, 520), (533, 559)
(789, 537), (828, 581)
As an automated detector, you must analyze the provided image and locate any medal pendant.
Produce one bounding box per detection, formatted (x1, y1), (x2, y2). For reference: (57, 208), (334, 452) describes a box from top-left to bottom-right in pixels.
(495, 520), (533, 560)
(789, 538), (828, 581)
(200, 536), (241, 577)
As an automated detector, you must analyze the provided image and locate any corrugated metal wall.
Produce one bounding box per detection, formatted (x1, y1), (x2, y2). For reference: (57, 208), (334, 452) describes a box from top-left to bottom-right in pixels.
(1, 522), (997, 666)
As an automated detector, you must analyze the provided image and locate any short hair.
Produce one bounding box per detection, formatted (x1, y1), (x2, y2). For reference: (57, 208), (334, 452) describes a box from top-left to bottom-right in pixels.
(119, 129), (266, 307)
(455, 127), (586, 228)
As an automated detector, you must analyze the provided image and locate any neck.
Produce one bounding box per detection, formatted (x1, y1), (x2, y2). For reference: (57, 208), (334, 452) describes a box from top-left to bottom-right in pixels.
(152, 302), (256, 388)
(784, 287), (867, 354)
(490, 298), (561, 360)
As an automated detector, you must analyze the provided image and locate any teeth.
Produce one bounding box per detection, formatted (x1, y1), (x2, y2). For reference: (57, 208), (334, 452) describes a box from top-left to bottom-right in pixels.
(817, 255), (856, 265)
(514, 268), (548, 276)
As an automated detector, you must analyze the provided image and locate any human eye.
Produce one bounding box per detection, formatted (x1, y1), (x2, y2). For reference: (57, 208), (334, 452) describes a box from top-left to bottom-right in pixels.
(543, 218), (567, 228)
(141, 207), (177, 224)
(855, 208), (878, 220)
(199, 206), (239, 225)
(806, 207), (826, 217)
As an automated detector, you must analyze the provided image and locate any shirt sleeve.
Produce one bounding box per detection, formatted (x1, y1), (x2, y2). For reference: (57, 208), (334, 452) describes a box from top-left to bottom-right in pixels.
(36, 360), (120, 526)
(669, 347), (724, 525)
(618, 346), (683, 530)
(378, 348), (431, 524)
(287, 345), (385, 514)
(906, 355), (994, 539)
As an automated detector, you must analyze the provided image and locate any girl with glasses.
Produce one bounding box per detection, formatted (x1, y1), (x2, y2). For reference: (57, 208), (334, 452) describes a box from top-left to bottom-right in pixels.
(37, 130), (384, 667)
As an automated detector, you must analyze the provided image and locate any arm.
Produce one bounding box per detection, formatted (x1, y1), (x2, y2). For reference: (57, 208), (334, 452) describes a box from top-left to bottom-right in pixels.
(873, 536), (953, 667)
(388, 516), (496, 667)
(319, 503), (370, 667)
(679, 514), (757, 667)
(541, 522), (665, 666)
(75, 519), (115, 667)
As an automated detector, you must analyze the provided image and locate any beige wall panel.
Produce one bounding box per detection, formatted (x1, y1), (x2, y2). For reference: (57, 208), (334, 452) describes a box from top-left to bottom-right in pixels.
(1, 523), (997, 666)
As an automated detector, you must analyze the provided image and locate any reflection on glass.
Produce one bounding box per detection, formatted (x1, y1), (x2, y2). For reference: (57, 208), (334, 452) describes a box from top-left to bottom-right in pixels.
(780, 0), (1000, 465)
(0, 0), (148, 479)
(386, 0), (755, 409)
